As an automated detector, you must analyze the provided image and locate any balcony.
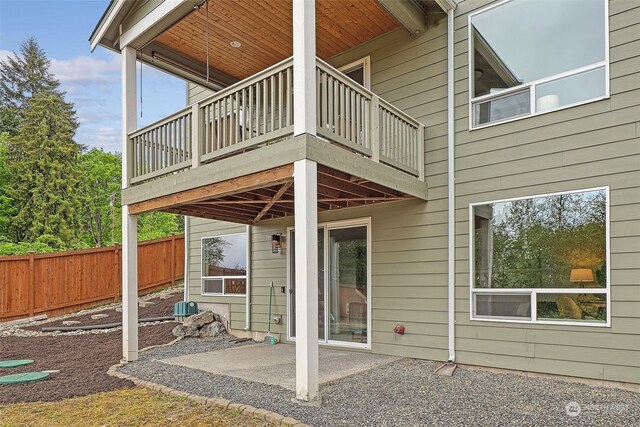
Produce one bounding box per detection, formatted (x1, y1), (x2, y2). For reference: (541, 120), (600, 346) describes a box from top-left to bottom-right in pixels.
(126, 57), (425, 187)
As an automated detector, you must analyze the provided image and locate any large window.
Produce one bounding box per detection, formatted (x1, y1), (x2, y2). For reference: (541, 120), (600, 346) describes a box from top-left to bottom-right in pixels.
(201, 233), (248, 296)
(470, 188), (609, 326)
(469, 0), (608, 128)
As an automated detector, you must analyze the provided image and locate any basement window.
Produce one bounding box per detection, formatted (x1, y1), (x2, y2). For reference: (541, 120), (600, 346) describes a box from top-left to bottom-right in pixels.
(469, 0), (608, 128)
(470, 188), (609, 326)
(201, 233), (248, 296)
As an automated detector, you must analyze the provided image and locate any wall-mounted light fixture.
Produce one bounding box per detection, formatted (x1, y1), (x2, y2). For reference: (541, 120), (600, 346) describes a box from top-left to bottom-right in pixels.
(271, 234), (282, 254)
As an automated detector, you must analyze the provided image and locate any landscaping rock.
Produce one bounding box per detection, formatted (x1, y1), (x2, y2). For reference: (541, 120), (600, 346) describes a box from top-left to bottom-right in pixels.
(91, 314), (109, 320)
(138, 301), (154, 308)
(172, 324), (199, 338)
(183, 311), (215, 328)
(62, 320), (81, 326)
(199, 321), (225, 338)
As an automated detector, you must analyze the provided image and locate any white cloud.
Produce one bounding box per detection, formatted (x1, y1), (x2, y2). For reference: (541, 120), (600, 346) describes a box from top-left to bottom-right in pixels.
(50, 53), (120, 83)
(76, 126), (121, 152)
(0, 50), (13, 63)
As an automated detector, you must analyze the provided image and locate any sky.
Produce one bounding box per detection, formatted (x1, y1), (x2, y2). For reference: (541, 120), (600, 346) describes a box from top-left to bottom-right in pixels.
(0, 0), (186, 152)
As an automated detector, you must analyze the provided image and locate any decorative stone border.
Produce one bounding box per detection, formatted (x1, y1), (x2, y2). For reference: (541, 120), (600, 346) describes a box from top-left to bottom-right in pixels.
(107, 341), (310, 427)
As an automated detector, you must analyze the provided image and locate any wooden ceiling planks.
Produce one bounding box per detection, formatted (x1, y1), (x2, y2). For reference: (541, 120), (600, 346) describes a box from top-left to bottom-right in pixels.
(154, 0), (400, 80)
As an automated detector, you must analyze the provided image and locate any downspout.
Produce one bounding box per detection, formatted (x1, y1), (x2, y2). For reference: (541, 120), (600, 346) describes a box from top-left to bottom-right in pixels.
(183, 216), (190, 301)
(446, 8), (456, 363)
(244, 224), (251, 330)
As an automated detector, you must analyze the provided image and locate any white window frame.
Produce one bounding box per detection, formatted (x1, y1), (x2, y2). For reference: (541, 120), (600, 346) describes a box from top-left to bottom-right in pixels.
(201, 232), (249, 297)
(467, 0), (610, 130)
(339, 56), (371, 90)
(286, 217), (372, 350)
(468, 187), (611, 327)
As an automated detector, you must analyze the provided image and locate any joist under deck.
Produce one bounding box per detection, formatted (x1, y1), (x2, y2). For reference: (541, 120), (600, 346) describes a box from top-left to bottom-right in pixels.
(128, 164), (414, 224)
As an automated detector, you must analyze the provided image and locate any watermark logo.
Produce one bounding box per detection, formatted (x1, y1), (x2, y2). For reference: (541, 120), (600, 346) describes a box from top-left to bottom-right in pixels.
(566, 401), (581, 417)
(565, 401), (628, 418)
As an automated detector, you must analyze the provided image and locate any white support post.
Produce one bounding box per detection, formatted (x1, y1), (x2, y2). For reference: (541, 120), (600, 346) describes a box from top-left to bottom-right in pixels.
(121, 46), (138, 362)
(293, 0), (316, 136)
(294, 159), (319, 402)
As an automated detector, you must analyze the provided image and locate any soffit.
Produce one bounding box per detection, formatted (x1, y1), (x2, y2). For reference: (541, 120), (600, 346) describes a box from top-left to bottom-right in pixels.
(153, 0), (401, 80)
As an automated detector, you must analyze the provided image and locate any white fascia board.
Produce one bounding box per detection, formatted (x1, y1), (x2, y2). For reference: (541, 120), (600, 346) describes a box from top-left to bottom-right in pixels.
(90, 0), (127, 52)
(119, 0), (187, 49)
(376, 0), (426, 36)
(436, 0), (457, 12)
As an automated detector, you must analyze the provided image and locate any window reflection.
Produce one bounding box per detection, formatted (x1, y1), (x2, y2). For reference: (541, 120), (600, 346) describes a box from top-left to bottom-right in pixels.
(474, 189), (607, 290)
(470, 0), (607, 126)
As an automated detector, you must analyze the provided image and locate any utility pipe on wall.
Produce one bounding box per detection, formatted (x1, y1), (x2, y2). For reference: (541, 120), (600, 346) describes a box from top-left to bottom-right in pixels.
(244, 224), (251, 331)
(446, 7), (456, 363)
(183, 215), (190, 302)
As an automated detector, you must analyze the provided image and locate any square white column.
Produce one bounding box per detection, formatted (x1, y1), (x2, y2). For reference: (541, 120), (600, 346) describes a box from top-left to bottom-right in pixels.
(293, 0), (316, 137)
(121, 46), (138, 362)
(294, 159), (319, 402)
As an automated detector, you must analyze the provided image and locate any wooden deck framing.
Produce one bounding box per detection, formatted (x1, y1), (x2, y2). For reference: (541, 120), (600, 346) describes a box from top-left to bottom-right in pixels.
(128, 163), (413, 224)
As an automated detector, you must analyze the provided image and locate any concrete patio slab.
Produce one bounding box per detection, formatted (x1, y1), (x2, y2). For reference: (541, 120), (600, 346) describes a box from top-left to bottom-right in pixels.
(159, 343), (400, 391)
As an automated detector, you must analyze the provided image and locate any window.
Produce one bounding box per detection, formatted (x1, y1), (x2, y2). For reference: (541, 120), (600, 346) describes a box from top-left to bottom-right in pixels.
(339, 57), (371, 90)
(201, 233), (248, 296)
(470, 188), (609, 326)
(469, 0), (608, 128)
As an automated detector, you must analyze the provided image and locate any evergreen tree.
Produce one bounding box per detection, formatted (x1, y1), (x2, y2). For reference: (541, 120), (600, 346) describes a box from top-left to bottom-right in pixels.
(0, 133), (16, 240)
(7, 91), (84, 243)
(0, 38), (61, 135)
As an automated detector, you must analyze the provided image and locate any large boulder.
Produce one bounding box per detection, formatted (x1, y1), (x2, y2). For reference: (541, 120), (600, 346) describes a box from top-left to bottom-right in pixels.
(172, 324), (199, 338)
(199, 321), (226, 338)
(183, 310), (215, 328)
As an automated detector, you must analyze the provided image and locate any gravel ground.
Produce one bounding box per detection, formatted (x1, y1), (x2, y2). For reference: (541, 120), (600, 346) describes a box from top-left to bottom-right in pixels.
(120, 339), (640, 427)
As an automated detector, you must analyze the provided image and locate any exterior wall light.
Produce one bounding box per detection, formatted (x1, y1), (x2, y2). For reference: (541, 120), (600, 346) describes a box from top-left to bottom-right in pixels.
(271, 234), (282, 254)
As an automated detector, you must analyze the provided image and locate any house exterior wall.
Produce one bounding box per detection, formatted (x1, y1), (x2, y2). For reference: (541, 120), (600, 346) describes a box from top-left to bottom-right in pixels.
(187, 12), (450, 360)
(187, 1), (640, 383)
(451, 0), (640, 383)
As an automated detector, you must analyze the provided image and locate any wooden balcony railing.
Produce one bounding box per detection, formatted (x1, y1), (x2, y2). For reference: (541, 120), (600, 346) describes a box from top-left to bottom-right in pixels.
(127, 57), (424, 185)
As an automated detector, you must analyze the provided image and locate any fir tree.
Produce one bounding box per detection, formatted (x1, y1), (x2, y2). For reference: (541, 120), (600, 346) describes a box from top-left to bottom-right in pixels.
(7, 91), (83, 243)
(0, 38), (61, 135)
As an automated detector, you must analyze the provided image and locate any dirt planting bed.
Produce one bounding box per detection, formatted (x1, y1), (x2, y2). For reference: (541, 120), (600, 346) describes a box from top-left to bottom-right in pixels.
(24, 291), (183, 330)
(0, 291), (182, 404)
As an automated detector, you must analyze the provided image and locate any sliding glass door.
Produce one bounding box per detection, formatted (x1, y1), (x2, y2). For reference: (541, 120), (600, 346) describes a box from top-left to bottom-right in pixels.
(288, 220), (370, 348)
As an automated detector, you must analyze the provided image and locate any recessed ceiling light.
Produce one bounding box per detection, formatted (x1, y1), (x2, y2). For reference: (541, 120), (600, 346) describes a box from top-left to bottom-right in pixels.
(230, 41), (241, 48)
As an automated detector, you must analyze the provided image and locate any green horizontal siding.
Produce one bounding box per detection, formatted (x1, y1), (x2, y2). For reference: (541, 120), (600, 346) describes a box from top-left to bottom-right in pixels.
(453, 0), (640, 383)
(184, 0), (640, 384)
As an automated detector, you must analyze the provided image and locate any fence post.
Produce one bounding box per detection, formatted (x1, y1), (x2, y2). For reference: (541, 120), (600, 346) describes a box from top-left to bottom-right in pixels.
(113, 243), (120, 302)
(170, 234), (176, 286)
(28, 251), (35, 317)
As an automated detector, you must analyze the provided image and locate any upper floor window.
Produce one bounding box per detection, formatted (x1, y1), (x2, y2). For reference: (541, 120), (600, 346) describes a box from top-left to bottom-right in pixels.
(469, 0), (608, 128)
(201, 233), (248, 296)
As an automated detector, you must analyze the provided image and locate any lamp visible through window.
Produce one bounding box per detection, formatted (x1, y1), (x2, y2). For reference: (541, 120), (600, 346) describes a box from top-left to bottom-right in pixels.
(570, 268), (594, 287)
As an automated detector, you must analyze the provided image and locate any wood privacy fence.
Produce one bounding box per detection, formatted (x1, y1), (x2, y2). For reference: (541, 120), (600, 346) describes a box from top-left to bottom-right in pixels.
(0, 234), (184, 322)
